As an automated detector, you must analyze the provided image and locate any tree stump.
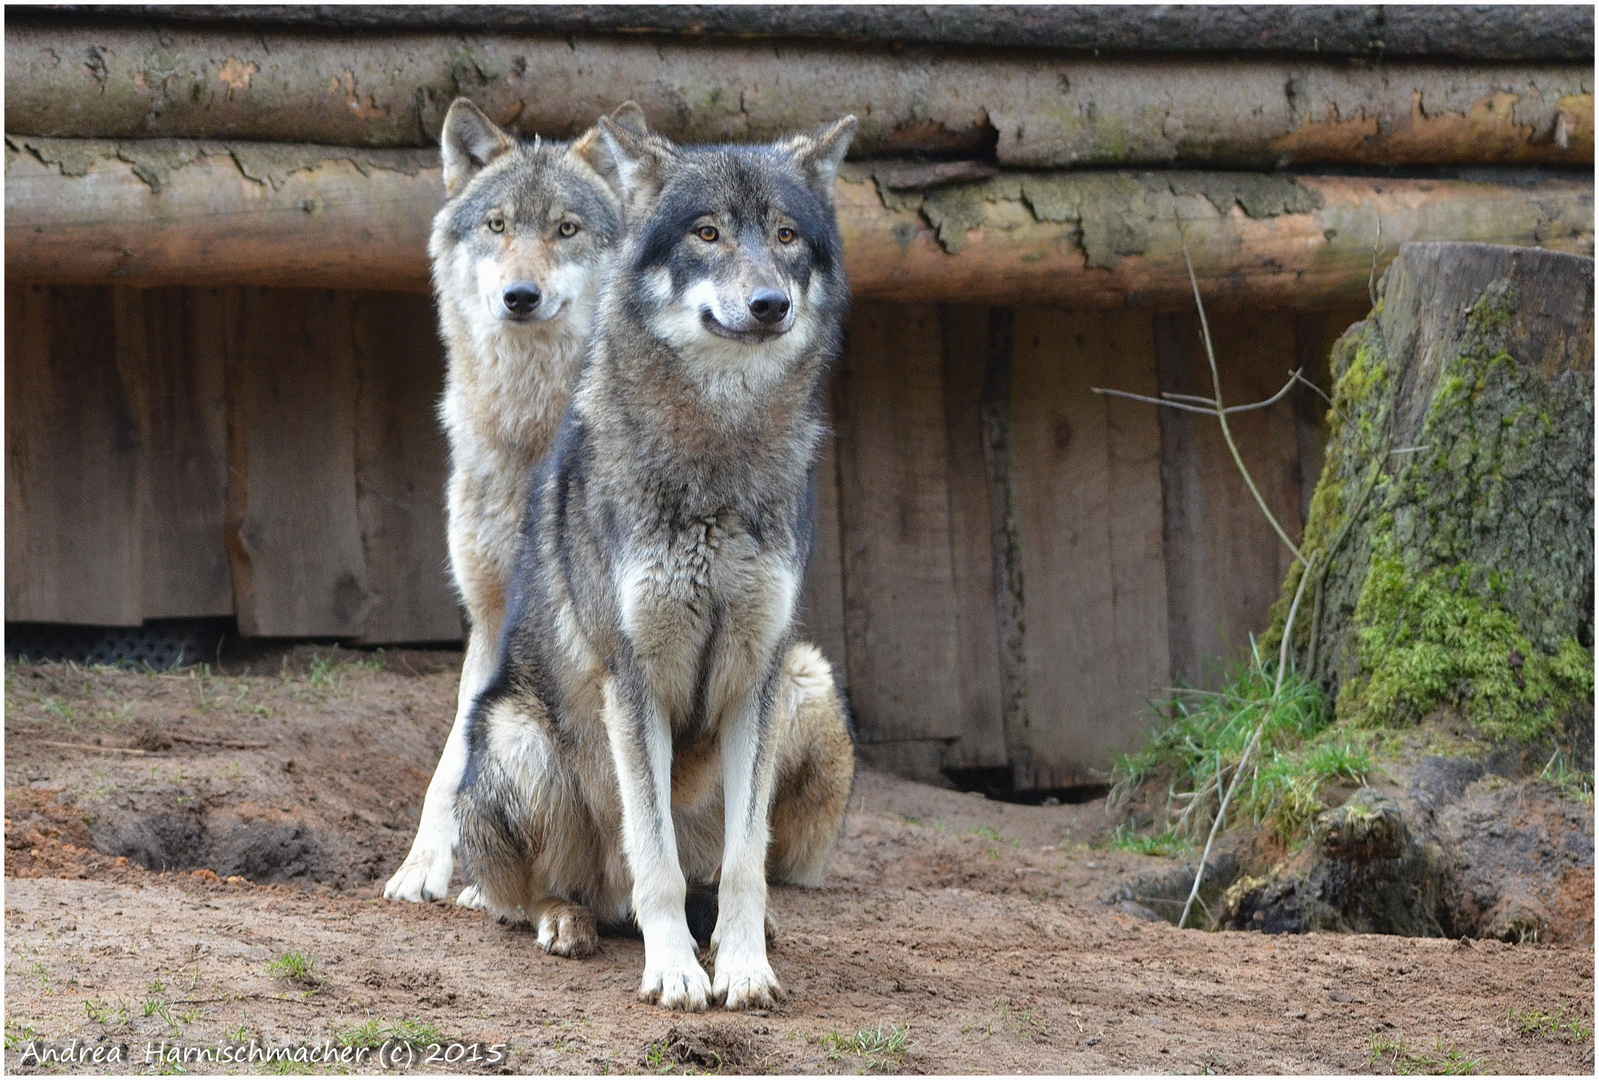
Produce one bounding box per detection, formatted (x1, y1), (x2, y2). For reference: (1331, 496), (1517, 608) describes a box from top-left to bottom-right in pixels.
(1280, 241), (1593, 749)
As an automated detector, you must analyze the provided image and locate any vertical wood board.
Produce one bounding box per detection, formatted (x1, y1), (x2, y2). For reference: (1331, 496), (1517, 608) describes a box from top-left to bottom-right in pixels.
(1009, 309), (1170, 783)
(796, 422), (849, 690)
(137, 286), (233, 618)
(938, 304), (1007, 769)
(1156, 312), (1306, 690)
(5, 284), (144, 625)
(225, 287), (372, 637)
(834, 302), (962, 745)
(350, 292), (460, 644)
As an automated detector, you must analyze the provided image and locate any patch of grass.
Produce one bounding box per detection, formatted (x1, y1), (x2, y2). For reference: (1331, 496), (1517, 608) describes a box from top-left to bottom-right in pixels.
(962, 1002), (1048, 1042)
(267, 950), (321, 988)
(1509, 1004), (1593, 1043)
(1108, 824), (1194, 858)
(1539, 750), (1593, 805)
(142, 996), (177, 1029)
(1110, 645), (1368, 847)
(1370, 1032), (1485, 1075)
(4, 1017), (42, 1051)
(822, 1023), (912, 1070)
(335, 1017), (447, 1049)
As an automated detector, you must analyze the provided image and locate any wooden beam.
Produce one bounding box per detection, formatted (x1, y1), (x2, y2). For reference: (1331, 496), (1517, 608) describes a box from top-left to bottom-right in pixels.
(26, 5), (1592, 61)
(7, 139), (1592, 309)
(6, 22), (1590, 166)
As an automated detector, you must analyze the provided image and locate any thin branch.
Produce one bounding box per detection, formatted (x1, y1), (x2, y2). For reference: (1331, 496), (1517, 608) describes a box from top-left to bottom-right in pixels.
(1292, 370), (1334, 407)
(167, 733), (271, 750)
(37, 740), (168, 757)
(1178, 550), (1318, 929)
(1093, 368), (1303, 417)
(1176, 217), (1309, 568)
(1213, 370), (1301, 416)
(1092, 388), (1221, 415)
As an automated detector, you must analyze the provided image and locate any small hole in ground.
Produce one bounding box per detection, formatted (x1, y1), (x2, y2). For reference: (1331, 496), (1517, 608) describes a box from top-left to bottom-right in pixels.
(942, 766), (1109, 805)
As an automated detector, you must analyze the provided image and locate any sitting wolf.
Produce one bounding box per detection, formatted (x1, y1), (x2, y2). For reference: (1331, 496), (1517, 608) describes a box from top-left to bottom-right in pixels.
(384, 97), (637, 904)
(456, 115), (859, 1011)
(385, 99), (853, 911)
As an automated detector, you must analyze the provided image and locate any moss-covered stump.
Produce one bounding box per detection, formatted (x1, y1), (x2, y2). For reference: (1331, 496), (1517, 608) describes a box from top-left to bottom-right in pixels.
(1279, 241), (1594, 752)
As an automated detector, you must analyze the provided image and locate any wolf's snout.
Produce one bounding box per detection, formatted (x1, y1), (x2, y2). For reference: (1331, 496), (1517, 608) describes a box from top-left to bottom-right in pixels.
(502, 282), (542, 316)
(747, 289), (791, 326)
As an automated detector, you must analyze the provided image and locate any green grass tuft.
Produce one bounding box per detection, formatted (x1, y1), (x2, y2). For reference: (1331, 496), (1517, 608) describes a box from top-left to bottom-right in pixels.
(335, 1017), (446, 1049)
(266, 950), (320, 987)
(821, 1023), (913, 1070)
(1110, 645), (1366, 848)
(1509, 1004), (1593, 1043)
(1370, 1032), (1485, 1075)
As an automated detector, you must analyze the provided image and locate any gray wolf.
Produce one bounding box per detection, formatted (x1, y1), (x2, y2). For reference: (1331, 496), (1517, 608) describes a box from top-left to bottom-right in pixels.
(455, 114), (860, 1011)
(384, 98), (645, 903)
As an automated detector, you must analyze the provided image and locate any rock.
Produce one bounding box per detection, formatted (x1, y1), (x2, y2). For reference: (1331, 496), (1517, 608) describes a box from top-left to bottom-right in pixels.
(1315, 788), (1404, 861)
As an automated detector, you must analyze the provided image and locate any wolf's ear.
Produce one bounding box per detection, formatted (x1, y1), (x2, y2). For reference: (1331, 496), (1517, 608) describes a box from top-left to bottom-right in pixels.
(570, 102), (650, 191)
(786, 115), (857, 205)
(597, 114), (674, 206)
(608, 101), (649, 138)
(440, 98), (514, 198)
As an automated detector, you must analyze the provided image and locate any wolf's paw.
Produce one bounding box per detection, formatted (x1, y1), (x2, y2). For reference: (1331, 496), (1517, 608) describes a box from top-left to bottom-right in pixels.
(455, 884), (486, 909)
(537, 903), (598, 958)
(383, 846), (454, 903)
(639, 960), (711, 1011)
(713, 961), (784, 1011)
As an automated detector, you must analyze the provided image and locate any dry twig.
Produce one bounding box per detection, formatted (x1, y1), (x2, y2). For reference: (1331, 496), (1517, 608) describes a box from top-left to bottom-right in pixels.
(37, 740), (168, 757)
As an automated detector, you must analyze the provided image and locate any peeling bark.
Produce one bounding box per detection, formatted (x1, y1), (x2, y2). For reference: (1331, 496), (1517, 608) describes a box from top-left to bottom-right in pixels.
(7, 138), (1593, 307)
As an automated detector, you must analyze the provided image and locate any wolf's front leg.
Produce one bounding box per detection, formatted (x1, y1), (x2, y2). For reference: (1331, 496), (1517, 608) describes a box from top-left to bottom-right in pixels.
(384, 620), (500, 902)
(710, 675), (784, 1010)
(603, 678), (711, 1011)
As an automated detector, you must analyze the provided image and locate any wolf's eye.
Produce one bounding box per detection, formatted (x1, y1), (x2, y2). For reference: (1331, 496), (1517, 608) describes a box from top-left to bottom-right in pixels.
(487, 217), (506, 234)
(558, 221), (579, 238)
(696, 225), (720, 243)
(777, 227), (797, 244)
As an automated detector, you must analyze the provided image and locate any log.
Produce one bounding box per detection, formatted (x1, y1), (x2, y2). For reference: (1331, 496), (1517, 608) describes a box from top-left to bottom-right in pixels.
(5, 22), (1591, 167)
(1280, 242), (1593, 747)
(7, 136), (1593, 309)
(28, 5), (1594, 60)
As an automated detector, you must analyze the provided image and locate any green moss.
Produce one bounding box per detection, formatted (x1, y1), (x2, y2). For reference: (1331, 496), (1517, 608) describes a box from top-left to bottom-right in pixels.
(1340, 555), (1592, 741)
(1280, 276), (1592, 749)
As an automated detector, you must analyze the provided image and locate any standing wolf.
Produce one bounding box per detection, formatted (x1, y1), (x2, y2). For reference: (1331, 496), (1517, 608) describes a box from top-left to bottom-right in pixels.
(455, 116), (859, 1010)
(384, 99), (645, 903)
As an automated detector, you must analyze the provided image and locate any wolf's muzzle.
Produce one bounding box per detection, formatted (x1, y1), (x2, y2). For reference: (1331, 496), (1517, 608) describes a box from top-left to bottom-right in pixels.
(502, 281), (543, 319)
(747, 288), (791, 327)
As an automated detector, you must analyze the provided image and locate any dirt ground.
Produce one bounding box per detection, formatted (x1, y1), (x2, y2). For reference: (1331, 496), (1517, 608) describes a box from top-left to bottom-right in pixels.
(5, 651), (1594, 1074)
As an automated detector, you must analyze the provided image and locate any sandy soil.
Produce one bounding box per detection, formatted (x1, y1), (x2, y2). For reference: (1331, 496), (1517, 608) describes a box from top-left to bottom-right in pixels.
(5, 652), (1594, 1074)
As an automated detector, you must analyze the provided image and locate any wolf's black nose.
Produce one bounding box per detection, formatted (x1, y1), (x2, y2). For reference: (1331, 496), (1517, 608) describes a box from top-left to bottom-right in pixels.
(503, 282), (542, 315)
(748, 289), (791, 325)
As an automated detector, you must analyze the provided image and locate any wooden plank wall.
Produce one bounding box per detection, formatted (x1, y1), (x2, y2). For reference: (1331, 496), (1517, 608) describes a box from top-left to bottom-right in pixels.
(5, 283), (461, 643)
(822, 302), (1360, 786)
(5, 285), (1364, 787)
